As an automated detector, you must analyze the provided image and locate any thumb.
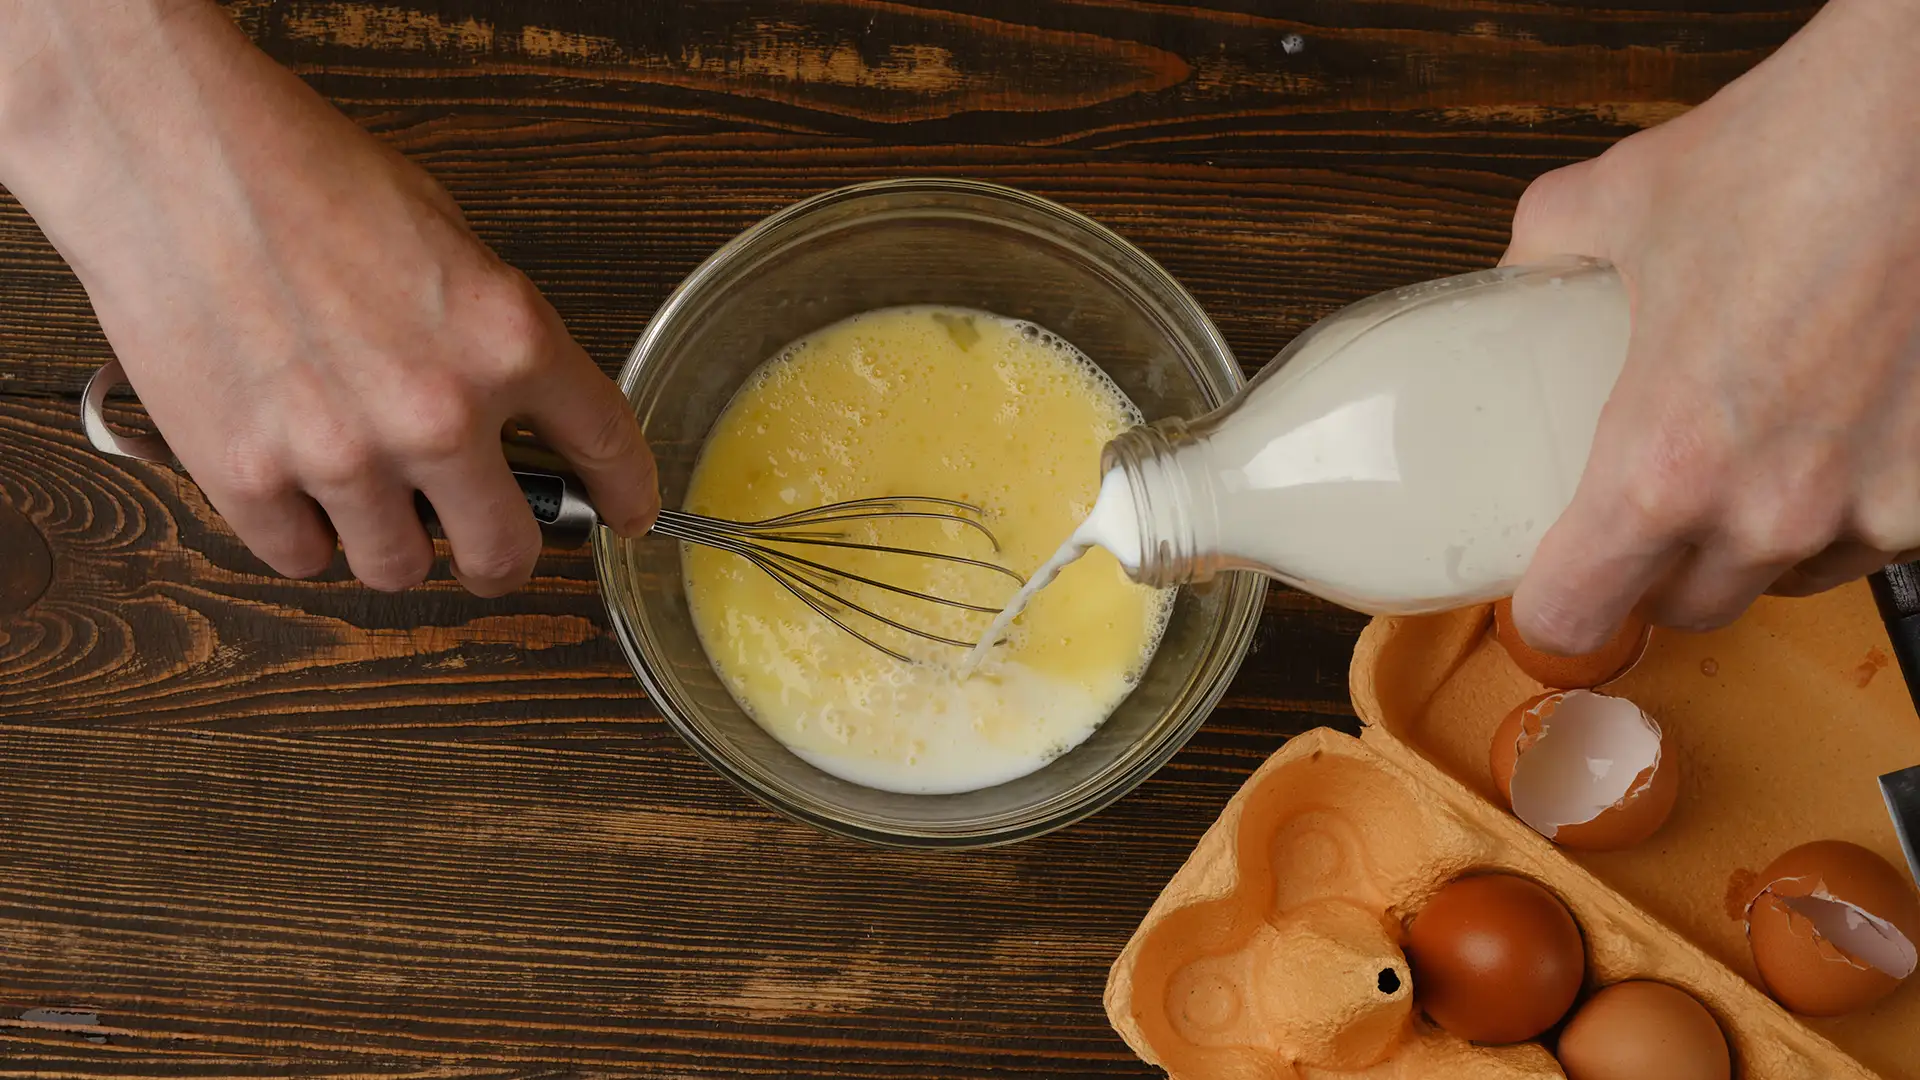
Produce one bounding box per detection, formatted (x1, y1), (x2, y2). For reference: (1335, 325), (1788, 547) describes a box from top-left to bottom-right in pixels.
(1502, 157), (1615, 267)
(1511, 337), (1688, 653)
(521, 327), (661, 538)
(1506, 152), (1657, 652)
(1513, 487), (1679, 655)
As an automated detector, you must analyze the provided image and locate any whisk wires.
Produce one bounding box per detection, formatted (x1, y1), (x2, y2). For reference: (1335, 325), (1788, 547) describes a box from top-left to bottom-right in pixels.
(653, 497), (1025, 663)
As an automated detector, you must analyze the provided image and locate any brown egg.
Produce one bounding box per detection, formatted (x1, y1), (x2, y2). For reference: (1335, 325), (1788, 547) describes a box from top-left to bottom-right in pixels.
(1490, 691), (1678, 851)
(1406, 874), (1586, 1044)
(1556, 981), (1731, 1080)
(1494, 598), (1648, 689)
(1745, 840), (1920, 1016)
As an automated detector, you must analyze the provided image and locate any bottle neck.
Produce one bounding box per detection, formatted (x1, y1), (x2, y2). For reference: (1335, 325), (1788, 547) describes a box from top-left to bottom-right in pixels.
(1100, 417), (1223, 589)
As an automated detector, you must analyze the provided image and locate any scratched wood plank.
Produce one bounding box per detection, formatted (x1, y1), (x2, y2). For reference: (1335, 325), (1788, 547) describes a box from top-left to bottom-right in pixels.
(0, 717), (1346, 1077)
(0, 1), (1819, 1077)
(229, 0), (1791, 131)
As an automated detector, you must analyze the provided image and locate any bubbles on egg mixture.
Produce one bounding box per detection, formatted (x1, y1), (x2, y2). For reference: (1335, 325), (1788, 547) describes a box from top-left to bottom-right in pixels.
(679, 304), (1173, 795)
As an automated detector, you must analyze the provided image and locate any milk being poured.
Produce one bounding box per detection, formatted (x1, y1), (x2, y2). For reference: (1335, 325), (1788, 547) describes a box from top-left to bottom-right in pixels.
(962, 470), (1142, 672)
(970, 259), (1632, 651)
(682, 305), (1171, 795)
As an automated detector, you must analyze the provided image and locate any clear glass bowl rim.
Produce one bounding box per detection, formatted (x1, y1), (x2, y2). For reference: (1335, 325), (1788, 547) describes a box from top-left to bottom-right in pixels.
(592, 177), (1268, 848)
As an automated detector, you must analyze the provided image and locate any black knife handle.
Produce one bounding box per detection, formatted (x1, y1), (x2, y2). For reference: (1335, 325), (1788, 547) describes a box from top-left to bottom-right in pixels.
(1869, 563), (1920, 713)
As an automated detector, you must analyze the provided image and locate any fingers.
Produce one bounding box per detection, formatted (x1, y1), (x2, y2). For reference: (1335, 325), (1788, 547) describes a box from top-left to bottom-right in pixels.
(1503, 157), (1614, 266)
(267, 279), (638, 597)
(1505, 152), (1666, 651)
(203, 482), (339, 580)
(215, 420), (540, 597)
(1543, 428), (1855, 633)
(415, 448), (545, 598)
(1631, 533), (1916, 623)
(1511, 488), (1683, 655)
(1530, 433), (1898, 632)
(308, 475), (437, 593)
(1639, 545), (1794, 631)
(520, 334), (660, 537)
(1769, 542), (1920, 598)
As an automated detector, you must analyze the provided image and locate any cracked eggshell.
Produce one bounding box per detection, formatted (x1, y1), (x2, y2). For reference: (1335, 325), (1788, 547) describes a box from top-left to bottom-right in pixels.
(1489, 691), (1678, 852)
(1745, 840), (1920, 1017)
(1351, 592), (1917, 1078)
(1114, 717), (1890, 1080)
(1494, 599), (1649, 689)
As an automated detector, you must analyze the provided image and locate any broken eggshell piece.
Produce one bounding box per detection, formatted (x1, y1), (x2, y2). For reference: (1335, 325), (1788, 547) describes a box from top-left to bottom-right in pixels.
(1490, 691), (1678, 851)
(1493, 598), (1649, 690)
(1745, 840), (1920, 1017)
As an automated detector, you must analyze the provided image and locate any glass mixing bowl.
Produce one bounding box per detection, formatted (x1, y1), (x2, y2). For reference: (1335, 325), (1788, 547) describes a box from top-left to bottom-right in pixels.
(594, 178), (1266, 847)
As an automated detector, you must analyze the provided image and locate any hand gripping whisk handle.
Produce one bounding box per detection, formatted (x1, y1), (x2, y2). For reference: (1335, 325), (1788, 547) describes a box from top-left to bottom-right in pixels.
(477, 440), (600, 543)
(81, 359), (602, 546)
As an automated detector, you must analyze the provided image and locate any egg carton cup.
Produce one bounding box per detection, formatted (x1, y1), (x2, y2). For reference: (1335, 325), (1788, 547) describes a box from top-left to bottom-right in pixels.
(1107, 581), (1919, 1079)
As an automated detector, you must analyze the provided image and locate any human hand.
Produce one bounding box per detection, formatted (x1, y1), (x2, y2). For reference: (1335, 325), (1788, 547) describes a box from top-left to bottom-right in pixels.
(0, 0), (657, 596)
(1503, 0), (1920, 653)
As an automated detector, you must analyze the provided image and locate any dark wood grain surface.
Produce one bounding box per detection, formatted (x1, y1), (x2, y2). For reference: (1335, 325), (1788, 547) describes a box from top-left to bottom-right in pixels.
(0, 2), (1813, 1076)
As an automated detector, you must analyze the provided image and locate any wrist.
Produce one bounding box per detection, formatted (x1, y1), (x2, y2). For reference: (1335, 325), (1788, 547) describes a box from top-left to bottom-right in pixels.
(0, 0), (230, 206)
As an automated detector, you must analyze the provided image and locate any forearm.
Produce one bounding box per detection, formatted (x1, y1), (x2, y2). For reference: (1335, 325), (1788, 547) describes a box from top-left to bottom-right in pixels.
(1, 0), (205, 155)
(0, 1), (268, 260)
(0, 0), (419, 314)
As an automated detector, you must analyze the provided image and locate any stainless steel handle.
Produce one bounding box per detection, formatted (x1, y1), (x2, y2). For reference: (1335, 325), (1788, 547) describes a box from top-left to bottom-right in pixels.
(497, 443), (601, 543)
(78, 361), (600, 546)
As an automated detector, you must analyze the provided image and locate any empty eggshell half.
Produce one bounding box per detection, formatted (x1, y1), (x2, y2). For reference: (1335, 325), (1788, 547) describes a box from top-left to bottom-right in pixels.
(1744, 840), (1920, 1017)
(1489, 691), (1679, 851)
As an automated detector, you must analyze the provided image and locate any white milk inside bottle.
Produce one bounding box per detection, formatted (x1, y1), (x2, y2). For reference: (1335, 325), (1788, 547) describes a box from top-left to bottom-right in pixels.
(970, 259), (1632, 643)
(1105, 258), (1629, 613)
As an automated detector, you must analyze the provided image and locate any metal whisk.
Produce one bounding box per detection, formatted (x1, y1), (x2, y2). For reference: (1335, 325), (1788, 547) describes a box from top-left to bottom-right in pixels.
(652, 498), (1026, 663)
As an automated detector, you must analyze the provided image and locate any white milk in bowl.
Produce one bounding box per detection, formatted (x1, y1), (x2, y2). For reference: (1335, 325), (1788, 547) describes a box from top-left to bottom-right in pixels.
(680, 306), (1173, 795)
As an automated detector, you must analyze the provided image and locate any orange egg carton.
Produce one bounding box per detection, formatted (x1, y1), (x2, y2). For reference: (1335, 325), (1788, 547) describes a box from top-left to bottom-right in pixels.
(1106, 581), (1920, 1079)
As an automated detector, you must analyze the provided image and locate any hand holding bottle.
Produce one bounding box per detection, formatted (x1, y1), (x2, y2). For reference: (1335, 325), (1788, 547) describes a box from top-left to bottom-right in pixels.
(1505, 0), (1920, 653)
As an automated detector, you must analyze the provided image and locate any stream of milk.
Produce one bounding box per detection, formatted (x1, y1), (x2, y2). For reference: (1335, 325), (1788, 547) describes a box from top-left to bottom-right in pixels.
(963, 469), (1144, 674)
(681, 305), (1170, 793)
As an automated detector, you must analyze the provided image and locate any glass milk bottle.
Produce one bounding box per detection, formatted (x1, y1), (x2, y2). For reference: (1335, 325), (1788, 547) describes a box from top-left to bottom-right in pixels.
(1089, 258), (1630, 615)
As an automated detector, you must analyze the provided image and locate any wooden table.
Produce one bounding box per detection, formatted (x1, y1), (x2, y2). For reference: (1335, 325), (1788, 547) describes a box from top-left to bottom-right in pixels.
(0, 3), (1814, 1076)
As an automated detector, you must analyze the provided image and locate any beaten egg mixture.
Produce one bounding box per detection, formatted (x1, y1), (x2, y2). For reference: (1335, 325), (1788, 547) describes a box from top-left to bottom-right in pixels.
(681, 305), (1171, 794)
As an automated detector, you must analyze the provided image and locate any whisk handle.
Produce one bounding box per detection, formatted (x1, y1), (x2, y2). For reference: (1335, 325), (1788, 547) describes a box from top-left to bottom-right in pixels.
(412, 440), (601, 545)
(408, 470), (597, 545)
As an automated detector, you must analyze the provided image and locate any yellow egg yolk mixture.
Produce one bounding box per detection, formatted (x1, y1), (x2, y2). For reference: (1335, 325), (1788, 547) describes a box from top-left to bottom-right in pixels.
(681, 305), (1171, 794)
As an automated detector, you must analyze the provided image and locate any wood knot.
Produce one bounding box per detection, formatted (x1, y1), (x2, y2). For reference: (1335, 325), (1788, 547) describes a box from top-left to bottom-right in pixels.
(0, 497), (52, 617)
